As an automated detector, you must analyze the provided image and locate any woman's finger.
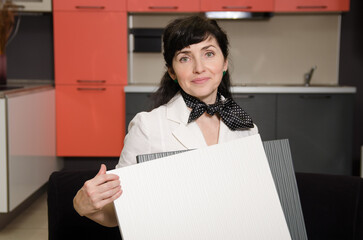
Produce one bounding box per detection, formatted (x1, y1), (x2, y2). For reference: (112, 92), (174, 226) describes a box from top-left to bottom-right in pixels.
(82, 178), (121, 202)
(90, 173), (120, 186)
(98, 185), (122, 201)
(96, 164), (107, 176)
(94, 189), (123, 210)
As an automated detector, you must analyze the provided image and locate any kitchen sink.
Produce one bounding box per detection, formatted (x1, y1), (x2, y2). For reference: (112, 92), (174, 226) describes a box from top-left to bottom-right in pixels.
(0, 86), (24, 91)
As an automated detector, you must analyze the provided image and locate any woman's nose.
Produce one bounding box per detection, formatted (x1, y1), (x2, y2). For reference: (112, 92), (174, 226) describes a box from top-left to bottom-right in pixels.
(193, 58), (205, 74)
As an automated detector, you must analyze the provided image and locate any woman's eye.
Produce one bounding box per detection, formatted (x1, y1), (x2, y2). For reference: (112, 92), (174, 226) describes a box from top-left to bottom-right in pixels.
(205, 51), (215, 57)
(179, 57), (189, 62)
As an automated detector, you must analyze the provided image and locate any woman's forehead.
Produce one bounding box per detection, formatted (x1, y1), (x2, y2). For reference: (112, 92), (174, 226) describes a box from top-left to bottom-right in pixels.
(177, 36), (218, 52)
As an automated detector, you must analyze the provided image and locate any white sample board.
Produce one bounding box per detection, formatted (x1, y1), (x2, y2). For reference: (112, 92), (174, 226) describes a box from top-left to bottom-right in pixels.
(109, 134), (292, 240)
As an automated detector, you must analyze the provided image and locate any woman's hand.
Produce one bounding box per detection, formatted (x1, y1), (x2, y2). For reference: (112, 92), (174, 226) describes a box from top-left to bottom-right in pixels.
(73, 164), (122, 217)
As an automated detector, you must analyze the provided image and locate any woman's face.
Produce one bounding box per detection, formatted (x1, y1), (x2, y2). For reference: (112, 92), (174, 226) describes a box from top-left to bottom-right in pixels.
(168, 36), (228, 104)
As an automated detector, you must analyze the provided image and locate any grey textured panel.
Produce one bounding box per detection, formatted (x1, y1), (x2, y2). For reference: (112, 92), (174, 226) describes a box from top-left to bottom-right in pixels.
(137, 150), (192, 163)
(263, 139), (308, 240)
(136, 139), (307, 240)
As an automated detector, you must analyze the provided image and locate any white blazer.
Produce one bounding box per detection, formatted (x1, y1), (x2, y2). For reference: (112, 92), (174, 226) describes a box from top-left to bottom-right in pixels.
(116, 93), (258, 168)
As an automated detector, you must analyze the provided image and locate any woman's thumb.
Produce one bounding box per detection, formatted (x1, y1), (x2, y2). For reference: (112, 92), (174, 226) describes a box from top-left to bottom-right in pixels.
(96, 164), (107, 176)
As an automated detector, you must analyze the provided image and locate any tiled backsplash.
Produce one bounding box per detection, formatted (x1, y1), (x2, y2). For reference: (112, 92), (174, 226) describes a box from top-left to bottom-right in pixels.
(129, 13), (340, 86)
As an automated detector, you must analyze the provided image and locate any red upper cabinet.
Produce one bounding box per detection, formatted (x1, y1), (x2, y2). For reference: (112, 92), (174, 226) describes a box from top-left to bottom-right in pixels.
(53, 0), (126, 11)
(201, 0), (274, 12)
(275, 0), (350, 12)
(127, 0), (200, 12)
(53, 11), (127, 85)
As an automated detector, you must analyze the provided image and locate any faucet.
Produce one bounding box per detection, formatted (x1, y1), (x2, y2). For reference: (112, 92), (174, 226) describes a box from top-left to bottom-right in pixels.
(304, 65), (317, 86)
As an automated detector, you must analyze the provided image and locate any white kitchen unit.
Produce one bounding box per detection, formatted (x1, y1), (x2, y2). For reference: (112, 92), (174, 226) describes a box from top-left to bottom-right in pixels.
(0, 98), (7, 212)
(0, 87), (62, 213)
(13, 0), (52, 12)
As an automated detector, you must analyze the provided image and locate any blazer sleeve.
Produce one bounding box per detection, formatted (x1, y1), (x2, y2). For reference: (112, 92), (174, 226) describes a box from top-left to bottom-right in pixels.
(116, 113), (151, 168)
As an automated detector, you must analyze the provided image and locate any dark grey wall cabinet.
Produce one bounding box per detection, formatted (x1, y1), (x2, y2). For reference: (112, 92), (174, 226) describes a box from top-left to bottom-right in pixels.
(125, 93), (153, 130)
(7, 14), (54, 80)
(276, 94), (354, 175)
(339, 0), (363, 176)
(126, 92), (354, 175)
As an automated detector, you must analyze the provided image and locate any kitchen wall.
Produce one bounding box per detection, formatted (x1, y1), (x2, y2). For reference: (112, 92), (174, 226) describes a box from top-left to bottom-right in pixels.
(130, 13), (341, 86)
(6, 13), (340, 86)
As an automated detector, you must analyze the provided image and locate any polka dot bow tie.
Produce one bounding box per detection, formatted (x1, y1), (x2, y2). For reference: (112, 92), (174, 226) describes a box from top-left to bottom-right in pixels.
(180, 90), (254, 131)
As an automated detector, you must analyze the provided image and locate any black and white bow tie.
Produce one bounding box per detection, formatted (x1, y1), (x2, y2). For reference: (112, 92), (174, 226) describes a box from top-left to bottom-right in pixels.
(180, 90), (254, 131)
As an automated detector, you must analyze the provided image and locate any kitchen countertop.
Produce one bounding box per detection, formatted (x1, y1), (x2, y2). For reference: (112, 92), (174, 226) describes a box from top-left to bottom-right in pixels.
(0, 80), (54, 98)
(2, 82), (356, 96)
(124, 85), (357, 94)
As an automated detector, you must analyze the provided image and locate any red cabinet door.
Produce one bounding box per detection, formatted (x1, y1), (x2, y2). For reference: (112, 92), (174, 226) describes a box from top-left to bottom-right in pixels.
(201, 0), (274, 12)
(275, 0), (350, 12)
(53, 11), (127, 85)
(56, 85), (125, 157)
(53, 0), (125, 11)
(127, 0), (200, 12)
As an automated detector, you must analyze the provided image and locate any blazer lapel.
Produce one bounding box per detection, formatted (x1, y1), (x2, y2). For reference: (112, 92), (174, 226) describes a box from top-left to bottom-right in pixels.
(166, 93), (207, 149)
(218, 120), (239, 144)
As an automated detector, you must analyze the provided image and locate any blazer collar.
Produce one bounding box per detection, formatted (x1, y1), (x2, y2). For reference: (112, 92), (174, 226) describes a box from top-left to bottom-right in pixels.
(165, 93), (240, 149)
(166, 93), (207, 149)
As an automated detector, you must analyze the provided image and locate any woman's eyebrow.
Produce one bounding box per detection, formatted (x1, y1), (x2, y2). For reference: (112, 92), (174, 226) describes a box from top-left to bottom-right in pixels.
(175, 50), (191, 56)
(175, 44), (217, 57)
(202, 45), (216, 50)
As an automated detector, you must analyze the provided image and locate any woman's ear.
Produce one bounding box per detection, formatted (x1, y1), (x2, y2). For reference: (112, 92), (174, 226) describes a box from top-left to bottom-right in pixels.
(167, 68), (176, 81)
(223, 59), (228, 72)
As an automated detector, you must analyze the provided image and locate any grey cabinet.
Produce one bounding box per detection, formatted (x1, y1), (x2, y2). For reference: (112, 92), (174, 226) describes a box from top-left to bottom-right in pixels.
(126, 93), (277, 141)
(276, 94), (354, 175)
(126, 93), (153, 130)
(233, 94), (276, 141)
(125, 91), (354, 175)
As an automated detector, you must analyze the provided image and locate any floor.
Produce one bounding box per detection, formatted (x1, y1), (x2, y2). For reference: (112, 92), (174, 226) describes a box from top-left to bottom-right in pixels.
(0, 193), (48, 240)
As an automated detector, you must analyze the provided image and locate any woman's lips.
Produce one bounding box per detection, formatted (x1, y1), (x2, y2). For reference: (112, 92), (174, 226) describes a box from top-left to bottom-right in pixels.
(192, 77), (209, 84)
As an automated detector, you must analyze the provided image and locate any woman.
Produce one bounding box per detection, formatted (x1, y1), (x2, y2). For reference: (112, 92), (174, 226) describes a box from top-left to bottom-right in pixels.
(73, 15), (258, 227)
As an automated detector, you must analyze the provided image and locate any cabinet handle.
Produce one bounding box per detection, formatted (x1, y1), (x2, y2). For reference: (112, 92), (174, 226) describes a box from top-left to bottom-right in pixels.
(296, 5), (327, 9)
(233, 95), (255, 99)
(75, 6), (105, 10)
(300, 95), (331, 99)
(222, 6), (252, 10)
(77, 88), (106, 91)
(14, 5), (25, 9)
(148, 6), (178, 10)
(77, 80), (106, 84)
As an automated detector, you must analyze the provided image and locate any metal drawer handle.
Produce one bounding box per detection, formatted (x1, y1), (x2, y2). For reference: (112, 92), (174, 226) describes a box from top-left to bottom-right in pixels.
(222, 6), (252, 9)
(14, 5), (25, 9)
(75, 6), (105, 9)
(300, 95), (331, 99)
(296, 5), (327, 9)
(233, 95), (255, 99)
(77, 88), (106, 91)
(77, 80), (106, 83)
(148, 6), (178, 9)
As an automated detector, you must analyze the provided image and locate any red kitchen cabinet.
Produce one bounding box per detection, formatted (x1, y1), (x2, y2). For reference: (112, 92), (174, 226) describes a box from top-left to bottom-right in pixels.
(127, 0), (200, 12)
(201, 0), (274, 12)
(53, 1), (127, 156)
(275, 0), (350, 12)
(53, 11), (127, 85)
(56, 85), (125, 157)
(53, 0), (125, 11)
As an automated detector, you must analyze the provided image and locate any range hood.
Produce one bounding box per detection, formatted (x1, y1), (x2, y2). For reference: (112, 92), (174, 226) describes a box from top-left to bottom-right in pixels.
(205, 11), (273, 20)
